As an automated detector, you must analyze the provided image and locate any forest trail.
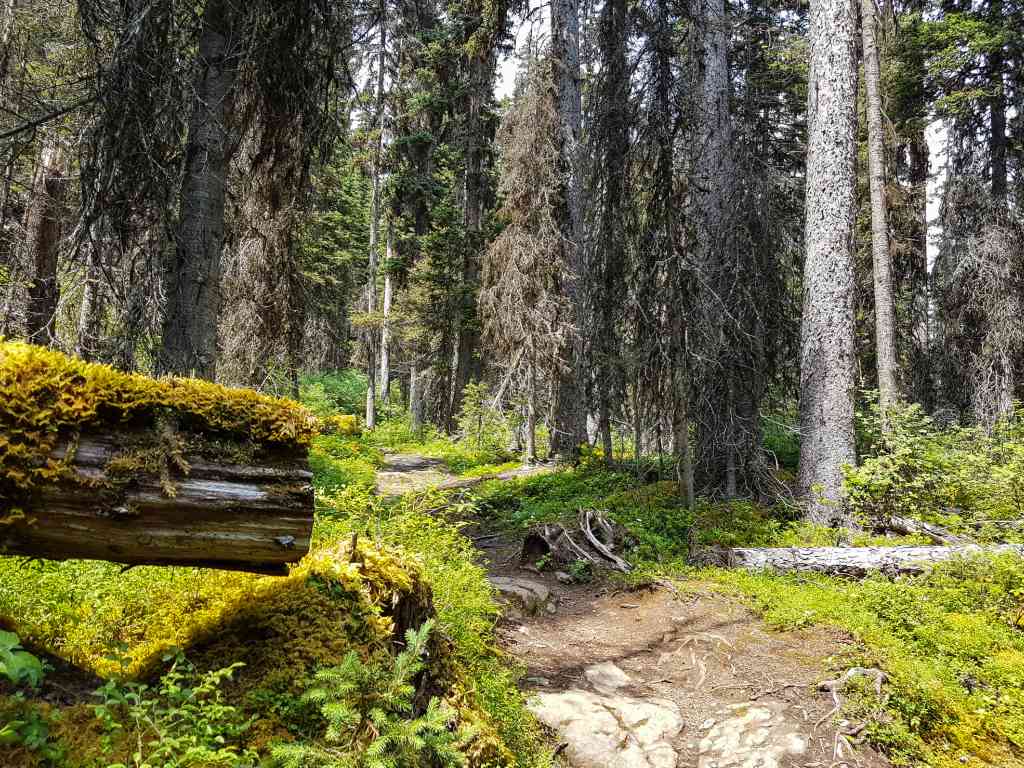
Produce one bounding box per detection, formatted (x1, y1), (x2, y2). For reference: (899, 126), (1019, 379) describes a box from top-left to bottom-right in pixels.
(375, 452), (551, 497)
(384, 459), (892, 768)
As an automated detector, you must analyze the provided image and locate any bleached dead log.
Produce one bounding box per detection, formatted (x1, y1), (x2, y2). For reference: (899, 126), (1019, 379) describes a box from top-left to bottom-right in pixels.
(1, 431), (313, 575)
(879, 515), (968, 545)
(725, 544), (1024, 576)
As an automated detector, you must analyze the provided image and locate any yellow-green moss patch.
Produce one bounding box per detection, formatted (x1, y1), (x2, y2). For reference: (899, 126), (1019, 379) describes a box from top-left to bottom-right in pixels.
(0, 342), (318, 510)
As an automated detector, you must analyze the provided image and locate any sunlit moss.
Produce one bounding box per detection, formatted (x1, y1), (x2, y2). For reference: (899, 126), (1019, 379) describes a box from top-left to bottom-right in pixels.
(0, 341), (318, 513)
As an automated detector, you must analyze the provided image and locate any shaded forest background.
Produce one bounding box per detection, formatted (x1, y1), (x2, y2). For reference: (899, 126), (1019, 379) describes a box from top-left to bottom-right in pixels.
(0, 0), (1021, 512)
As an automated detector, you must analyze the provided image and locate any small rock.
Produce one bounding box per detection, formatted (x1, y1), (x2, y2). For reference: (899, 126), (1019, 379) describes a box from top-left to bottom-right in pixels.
(489, 576), (554, 615)
(555, 571), (574, 584)
(584, 661), (632, 694)
(524, 676), (551, 686)
(700, 718), (716, 730)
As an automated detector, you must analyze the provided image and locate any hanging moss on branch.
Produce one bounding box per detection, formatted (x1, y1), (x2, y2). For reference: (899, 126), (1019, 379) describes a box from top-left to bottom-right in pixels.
(0, 342), (320, 573)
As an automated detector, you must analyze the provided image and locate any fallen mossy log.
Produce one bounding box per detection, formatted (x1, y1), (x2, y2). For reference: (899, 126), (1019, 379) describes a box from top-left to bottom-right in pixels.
(719, 544), (1024, 577)
(1, 342), (318, 574)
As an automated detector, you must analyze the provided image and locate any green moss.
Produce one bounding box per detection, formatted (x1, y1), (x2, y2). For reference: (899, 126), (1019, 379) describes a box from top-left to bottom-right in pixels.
(0, 342), (318, 511)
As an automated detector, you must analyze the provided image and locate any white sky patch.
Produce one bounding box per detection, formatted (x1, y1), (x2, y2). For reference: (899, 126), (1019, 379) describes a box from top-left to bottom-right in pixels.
(495, 1), (547, 100)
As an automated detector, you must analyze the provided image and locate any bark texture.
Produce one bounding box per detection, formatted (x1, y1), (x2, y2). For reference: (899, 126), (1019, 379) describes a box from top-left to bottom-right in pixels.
(549, 0), (586, 458)
(1, 432), (314, 575)
(797, 0), (858, 520)
(861, 0), (899, 417)
(24, 138), (66, 346)
(159, 0), (237, 379)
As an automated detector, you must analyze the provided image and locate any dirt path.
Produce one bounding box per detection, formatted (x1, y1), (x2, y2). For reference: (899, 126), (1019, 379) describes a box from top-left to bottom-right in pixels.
(384, 457), (890, 768)
(375, 453), (551, 498)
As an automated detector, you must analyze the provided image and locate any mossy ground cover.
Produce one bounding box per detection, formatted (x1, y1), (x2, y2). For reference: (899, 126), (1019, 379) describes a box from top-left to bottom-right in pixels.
(0, 361), (548, 768)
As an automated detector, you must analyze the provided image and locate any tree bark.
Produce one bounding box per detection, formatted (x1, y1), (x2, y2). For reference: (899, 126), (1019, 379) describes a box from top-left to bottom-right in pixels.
(451, 50), (491, 420)
(861, 0), (900, 419)
(76, 237), (105, 361)
(364, 8), (387, 430)
(1, 432), (313, 575)
(797, 0), (859, 521)
(159, 0), (237, 379)
(378, 228), (393, 402)
(549, 0), (586, 460)
(722, 544), (1024, 577)
(987, 0), (1006, 200)
(24, 137), (66, 346)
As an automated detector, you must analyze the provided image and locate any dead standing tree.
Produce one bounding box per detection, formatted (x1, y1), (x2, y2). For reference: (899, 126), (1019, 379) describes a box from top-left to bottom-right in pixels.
(481, 57), (571, 461)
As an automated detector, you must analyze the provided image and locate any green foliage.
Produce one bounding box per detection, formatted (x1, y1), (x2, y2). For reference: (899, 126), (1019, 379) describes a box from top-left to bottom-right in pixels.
(0, 631), (44, 688)
(456, 383), (510, 455)
(92, 655), (256, 768)
(0, 698), (61, 762)
(845, 402), (1024, 540)
(309, 434), (383, 493)
(761, 414), (800, 471)
(300, 371), (369, 421)
(272, 620), (473, 768)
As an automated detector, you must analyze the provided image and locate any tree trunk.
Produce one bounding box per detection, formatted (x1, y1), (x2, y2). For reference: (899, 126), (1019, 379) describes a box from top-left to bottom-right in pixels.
(527, 359), (538, 461)
(797, 0), (859, 522)
(1, 431), (313, 575)
(549, 0), (586, 460)
(673, 322), (695, 510)
(988, 0), (1006, 200)
(24, 138), (66, 346)
(365, 10), (387, 430)
(410, 363), (422, 430)
(159, 0), (237, 379)
(76, 237), (105, 361)
(0, 0), (16, 100)
(378, 229), (393, 402)
(451, 51), (490, 419)
(721, 544), (1024, 577)
(861, 0), (899, 419)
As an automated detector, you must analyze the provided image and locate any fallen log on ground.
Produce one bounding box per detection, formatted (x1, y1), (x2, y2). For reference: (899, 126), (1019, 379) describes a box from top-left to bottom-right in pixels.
(877, 515), (968, 545)
(720, 544), (1024, 576)
(1, 342), (318, 574)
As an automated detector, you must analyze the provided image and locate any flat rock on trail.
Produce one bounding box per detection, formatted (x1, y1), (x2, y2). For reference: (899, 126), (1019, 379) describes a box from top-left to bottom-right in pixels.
(376, 456), (891, 768)
(375, 453), (454, 496)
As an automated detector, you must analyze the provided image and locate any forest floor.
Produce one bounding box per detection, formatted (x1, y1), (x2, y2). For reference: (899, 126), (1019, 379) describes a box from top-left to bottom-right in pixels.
(377, 454), (891, 768)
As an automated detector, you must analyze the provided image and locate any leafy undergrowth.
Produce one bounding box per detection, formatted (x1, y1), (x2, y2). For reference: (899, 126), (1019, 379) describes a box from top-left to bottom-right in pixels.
(706, 558), (1024, 768)
(847, 402), (1024, 543)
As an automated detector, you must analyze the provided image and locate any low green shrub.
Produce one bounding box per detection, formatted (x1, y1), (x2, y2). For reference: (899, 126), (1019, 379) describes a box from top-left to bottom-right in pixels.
(92, 655), (256, 768)
(300, 371), (369, 420)
(845, 402), (1024, 540)
(272, 620), (473, 768)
